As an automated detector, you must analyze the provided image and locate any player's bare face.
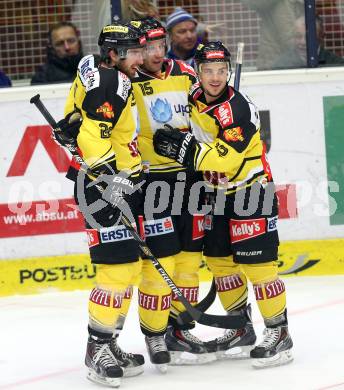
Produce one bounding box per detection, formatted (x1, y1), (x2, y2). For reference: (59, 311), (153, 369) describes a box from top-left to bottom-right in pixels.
(142, 39), (165, 74)
(199, 62), (228, 102)
(119, 48), (144, 78)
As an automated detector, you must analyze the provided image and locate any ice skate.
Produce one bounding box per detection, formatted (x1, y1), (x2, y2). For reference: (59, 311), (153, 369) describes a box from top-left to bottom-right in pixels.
(85, 336), (123, 387)
(250, 323), (293, 368)
(211, 305), (256, 360)
(110, 337), (145, 377)
(145, 335), (171, 373)
(165, 327), (216, 365)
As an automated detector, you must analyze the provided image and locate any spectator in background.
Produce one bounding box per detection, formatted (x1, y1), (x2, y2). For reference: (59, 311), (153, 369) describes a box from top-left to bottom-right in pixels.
(166, 7), (198, 67)
(0, 69), (11, 87)
(274, 15), (344, 68)
(239, 0), (304, 70)
(31, 21), (83, 85)
(125, 0), (160, 20)
(315, 15), (344, 65)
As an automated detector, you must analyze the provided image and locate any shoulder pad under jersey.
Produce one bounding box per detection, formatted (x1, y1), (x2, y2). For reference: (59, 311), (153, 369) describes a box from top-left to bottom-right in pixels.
(78, 55), (100, 92)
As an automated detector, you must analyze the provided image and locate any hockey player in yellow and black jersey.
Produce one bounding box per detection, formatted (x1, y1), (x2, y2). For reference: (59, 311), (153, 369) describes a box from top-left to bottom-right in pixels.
(55, 23), (147, 387)
(153, 41), (293, 369)
(130, 18), (214, 370)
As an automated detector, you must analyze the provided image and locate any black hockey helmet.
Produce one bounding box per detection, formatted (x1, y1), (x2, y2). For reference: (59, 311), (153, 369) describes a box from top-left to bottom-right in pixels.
(194, 41), (232, 70)
(98, 22), (146, 60)
(130, 17), (167, 41)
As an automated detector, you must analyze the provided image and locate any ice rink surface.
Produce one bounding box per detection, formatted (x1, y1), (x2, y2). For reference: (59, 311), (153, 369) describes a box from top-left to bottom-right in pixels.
(1, 275), (343, 390)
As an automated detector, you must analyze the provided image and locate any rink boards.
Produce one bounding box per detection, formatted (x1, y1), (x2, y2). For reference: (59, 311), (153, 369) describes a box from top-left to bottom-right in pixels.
(1, 238), (344, 296)
(1, 68), (344, 296)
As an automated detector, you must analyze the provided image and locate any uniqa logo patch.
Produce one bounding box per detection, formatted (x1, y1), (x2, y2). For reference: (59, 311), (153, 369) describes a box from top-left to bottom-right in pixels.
(150, 98), (173, 123)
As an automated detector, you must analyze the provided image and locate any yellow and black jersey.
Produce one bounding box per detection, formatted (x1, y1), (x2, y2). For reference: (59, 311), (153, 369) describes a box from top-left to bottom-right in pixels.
(189, 84), (272, 194)
(132, 59), (197, 176)
(65, 54), (141, 178)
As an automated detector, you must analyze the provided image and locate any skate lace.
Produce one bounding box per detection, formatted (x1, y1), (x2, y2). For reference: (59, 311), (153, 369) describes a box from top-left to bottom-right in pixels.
(148, 336), (167, 353)
(94, 343), (117, 367)
(258, 328), (280, 349)
(216, 328), (237, 343)
(180, 330), (204, 345)
(110, 339), (134, 359)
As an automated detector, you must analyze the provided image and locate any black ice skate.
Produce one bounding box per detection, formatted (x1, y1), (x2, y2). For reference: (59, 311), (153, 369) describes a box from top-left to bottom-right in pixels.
(250, 312), (293, 368)
(165, 326), (216, 365)
(110, 337), (145, 377)
(145, 335), (171, 373)
(211, 305), (257, 360)
(85, 335), (123, 388)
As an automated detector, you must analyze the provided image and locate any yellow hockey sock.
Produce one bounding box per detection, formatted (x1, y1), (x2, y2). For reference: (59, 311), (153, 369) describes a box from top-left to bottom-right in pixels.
(138, 256), (175, 335)
(242, 262), (286, 320)
(205, 256), (248, 312)
(89, 261), (141, 334)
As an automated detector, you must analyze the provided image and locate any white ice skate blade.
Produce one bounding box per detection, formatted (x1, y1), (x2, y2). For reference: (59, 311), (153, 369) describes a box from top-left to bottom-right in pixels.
(216, 345), (254, 360)
(252, 349), (293, 369)
(169, 351), (216, 365)
(154, 364), (168, 374)
(87, 369), (121, 387)
(122, 365), (144, 377)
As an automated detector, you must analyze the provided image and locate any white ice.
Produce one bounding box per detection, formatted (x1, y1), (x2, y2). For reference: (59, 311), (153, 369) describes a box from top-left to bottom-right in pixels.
(1, 275), (344, 390)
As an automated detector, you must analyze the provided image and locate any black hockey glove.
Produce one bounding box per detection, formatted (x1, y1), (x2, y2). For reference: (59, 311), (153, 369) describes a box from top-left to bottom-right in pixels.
(53, 112), (82, 148)
(97, 171), (145, 223)
(153, 124), (197, 166)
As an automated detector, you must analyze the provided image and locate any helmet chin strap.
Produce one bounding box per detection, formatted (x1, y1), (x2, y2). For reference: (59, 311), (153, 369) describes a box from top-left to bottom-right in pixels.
(202, 84), (228, 100)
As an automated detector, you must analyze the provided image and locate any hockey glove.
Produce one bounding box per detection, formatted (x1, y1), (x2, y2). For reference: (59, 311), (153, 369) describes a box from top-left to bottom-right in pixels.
(153, 124), (197, 166)
(96, 171), (145, 223)
(53, 111), (82, 148)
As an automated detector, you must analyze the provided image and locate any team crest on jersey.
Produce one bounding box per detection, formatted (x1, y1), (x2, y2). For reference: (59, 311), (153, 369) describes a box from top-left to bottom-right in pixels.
(214, 101), (233, 128)
(96, 102), (114, 119)
(150, 98), (173, 123)
(223, 127), (244, 142)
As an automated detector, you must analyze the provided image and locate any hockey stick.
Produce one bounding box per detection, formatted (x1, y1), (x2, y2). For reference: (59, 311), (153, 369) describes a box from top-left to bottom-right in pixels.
(177, 42), (246, 326)
(30, 94), (247, 330)
(234, 42), (244, 90)
(176, 278), (216, 325)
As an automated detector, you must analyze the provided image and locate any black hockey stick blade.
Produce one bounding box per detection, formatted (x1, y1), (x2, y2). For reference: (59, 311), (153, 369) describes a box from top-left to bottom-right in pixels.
(194, 309), (247, 329)
(176, 278), (217, 325)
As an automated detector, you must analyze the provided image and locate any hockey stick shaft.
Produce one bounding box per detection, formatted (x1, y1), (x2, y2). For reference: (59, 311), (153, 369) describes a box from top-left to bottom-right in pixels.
(234, 42), (244, 90)
(30, 94), (246, 329)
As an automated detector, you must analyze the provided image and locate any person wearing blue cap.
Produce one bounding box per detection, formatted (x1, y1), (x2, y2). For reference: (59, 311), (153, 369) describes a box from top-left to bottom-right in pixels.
(0, 69), (11, 88)
(166, 7), (198, 67)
